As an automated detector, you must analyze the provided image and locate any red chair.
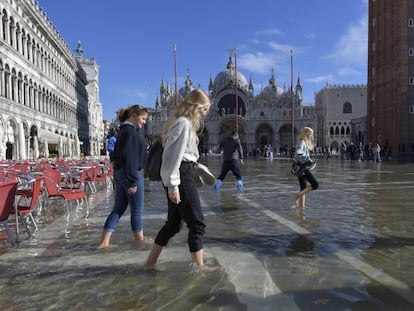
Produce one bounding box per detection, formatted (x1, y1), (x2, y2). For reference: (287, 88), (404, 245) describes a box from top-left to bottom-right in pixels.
(61, 166), (95, 193)
(81, 166), (97, 193)
(0, 180), (19, 246)
(12, 176), (44, 237)
(91, 164), (111, 191)
(42, 169), (89, 217)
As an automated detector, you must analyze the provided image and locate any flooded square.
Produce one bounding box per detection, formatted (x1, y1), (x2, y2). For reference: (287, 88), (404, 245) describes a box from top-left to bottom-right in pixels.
(1, 156), (414, 310)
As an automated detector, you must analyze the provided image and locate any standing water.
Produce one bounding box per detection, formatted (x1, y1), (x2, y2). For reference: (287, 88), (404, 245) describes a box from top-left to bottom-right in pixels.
(1, 156), (413, 310)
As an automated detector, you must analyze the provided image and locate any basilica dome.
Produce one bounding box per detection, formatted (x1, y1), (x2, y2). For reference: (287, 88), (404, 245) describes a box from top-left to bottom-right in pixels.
(178, 72), (196, 98)
(213, 57), (248, 92)
(261, 84), (285, 97)
(260, 71), (285, 97)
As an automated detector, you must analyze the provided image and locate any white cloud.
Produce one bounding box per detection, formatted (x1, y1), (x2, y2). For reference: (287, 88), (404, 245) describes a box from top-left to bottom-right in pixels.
(325, 16), (368, 66)
(237, 52), (276, 74)
(254, 28), (283, 36)
(306, 74), (334, 84)
(268, 42), (293, 54)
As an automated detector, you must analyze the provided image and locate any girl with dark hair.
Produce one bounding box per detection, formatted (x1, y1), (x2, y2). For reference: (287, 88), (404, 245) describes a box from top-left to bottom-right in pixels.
(98, 104), (148, 248)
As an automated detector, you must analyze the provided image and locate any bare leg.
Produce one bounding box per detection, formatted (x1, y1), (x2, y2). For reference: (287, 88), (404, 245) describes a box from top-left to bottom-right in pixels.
(190, 249), (221, 272)
(191, 249), (204, 266)
(294, 186), (313, 208)
(145, 243), (164, 269)
(133, 230), (144, 241)
(98, 231), (112, 249)
(300, 194), (306, 208)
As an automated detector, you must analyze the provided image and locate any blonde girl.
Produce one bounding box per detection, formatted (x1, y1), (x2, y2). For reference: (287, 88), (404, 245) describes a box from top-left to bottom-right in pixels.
(293, 127), (319, 208)
(145, 89), (215, 272)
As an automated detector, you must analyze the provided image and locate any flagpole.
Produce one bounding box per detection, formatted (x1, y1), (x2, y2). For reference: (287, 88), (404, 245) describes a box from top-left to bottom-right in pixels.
(234, 47), (239, 133)
(290, 49), (294, 151)
(174, 43), (178, 107)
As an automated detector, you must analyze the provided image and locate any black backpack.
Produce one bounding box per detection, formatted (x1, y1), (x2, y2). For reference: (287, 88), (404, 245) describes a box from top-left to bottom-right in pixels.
(145, 140), (163, 181)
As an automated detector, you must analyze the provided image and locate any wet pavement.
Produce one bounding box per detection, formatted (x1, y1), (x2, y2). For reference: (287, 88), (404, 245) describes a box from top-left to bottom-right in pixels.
(0, 156), (414, 311)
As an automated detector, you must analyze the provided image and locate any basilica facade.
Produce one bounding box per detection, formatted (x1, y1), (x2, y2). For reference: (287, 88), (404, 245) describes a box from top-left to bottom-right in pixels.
(147, 56), (317, 155)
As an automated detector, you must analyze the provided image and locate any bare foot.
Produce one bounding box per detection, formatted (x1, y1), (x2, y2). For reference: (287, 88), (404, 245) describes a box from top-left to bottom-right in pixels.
(97, 244), (118, 250)
(144, 264), (167, 272)
(189, 263), (223, 273)
(97, 243), (109, 249)
(293, 194), (301, 207)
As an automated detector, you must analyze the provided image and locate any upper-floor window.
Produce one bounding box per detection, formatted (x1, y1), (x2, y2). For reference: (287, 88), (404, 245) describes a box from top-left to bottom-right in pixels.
(409, 76), (414, 85)
(409, 48), (414, 56)
(409, 18), (414, 27)
(343, 102), (352, 114)
(409, 105), (414, 114)
(372, 18), (376, 27)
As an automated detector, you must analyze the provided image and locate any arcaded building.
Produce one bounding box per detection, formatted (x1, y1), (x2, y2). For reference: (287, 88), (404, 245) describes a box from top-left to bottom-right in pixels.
(315, 83), (367, 152)
(368, 0), (414, 161)
(148, 57), (317, 155)
(0, 0), (104, 160)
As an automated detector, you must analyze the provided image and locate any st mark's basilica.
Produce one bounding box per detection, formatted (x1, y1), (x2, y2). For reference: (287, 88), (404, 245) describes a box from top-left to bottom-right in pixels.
(147, 56), (317, 156)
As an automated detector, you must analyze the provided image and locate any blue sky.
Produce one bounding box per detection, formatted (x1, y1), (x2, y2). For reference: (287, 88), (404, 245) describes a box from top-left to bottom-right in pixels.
(38, 0), (368, 121)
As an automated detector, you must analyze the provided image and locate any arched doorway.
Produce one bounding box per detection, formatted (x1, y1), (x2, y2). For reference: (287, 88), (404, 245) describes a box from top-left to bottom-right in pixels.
(198, 126), (209, 155)
(255, 123), (273, 149)
(217, 94), (246, 117)
(279, 124), (296, 150)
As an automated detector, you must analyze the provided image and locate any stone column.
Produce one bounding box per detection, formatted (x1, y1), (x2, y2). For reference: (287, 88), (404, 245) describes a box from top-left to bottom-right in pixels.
(18, 122), (27, 160)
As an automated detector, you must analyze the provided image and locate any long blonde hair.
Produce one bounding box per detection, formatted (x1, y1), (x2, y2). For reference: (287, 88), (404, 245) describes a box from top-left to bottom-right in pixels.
(162, 89), (210, 143)
(299, 127), (314, 151)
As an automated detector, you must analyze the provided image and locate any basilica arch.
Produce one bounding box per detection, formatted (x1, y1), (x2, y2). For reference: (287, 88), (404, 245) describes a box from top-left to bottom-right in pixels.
(217, 117), (247, 143)
(279, 124), (296, 151)
(198, 126), (209, 155)
(255, 123), (274, 148)
(217, 93), (247, 117)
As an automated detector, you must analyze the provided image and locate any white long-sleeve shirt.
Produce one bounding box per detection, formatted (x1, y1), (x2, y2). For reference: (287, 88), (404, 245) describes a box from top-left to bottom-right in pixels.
(161, 117), (199, 193)
(294, 139), (311, 164)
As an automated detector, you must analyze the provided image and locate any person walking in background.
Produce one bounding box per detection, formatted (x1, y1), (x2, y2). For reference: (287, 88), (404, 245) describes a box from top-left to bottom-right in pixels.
(214, 131), (244, 191)
(339, 142), (347, 161)
(107, 125), (119, 163)
(293, 127), (319, 208)
(373, 143), (381, 162)
(144, 89), (216, 272)
(98, 104), (148, 249)
(325, 146), (331, 160)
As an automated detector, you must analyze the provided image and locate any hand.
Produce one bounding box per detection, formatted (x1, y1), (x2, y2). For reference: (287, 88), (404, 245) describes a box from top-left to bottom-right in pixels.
(128, 186), (137, 194)
(240, 159), (244, 166)
(168, 192), (181, 204)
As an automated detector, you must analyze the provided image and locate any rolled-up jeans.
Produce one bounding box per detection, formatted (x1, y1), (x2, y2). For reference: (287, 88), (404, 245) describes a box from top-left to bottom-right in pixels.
(103, 168), (144, 232)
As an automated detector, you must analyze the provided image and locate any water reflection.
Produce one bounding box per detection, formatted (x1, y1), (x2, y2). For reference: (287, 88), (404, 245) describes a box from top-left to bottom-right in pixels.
(1, 157), (414, 310)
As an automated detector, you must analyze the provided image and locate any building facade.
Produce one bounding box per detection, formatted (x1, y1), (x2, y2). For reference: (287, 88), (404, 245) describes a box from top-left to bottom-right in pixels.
(148, 56), (317, 156)
(315, 83), (367, 153)
(0, 0), (103, 160)
(368, 0), (414, 161)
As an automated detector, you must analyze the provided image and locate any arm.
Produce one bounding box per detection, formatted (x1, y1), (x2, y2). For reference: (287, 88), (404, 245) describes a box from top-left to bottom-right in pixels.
(236, 139), (244, 165)
(160, 118), (190, 194)
(294, 140), (310, 164)
(121, 127), (139, 187)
